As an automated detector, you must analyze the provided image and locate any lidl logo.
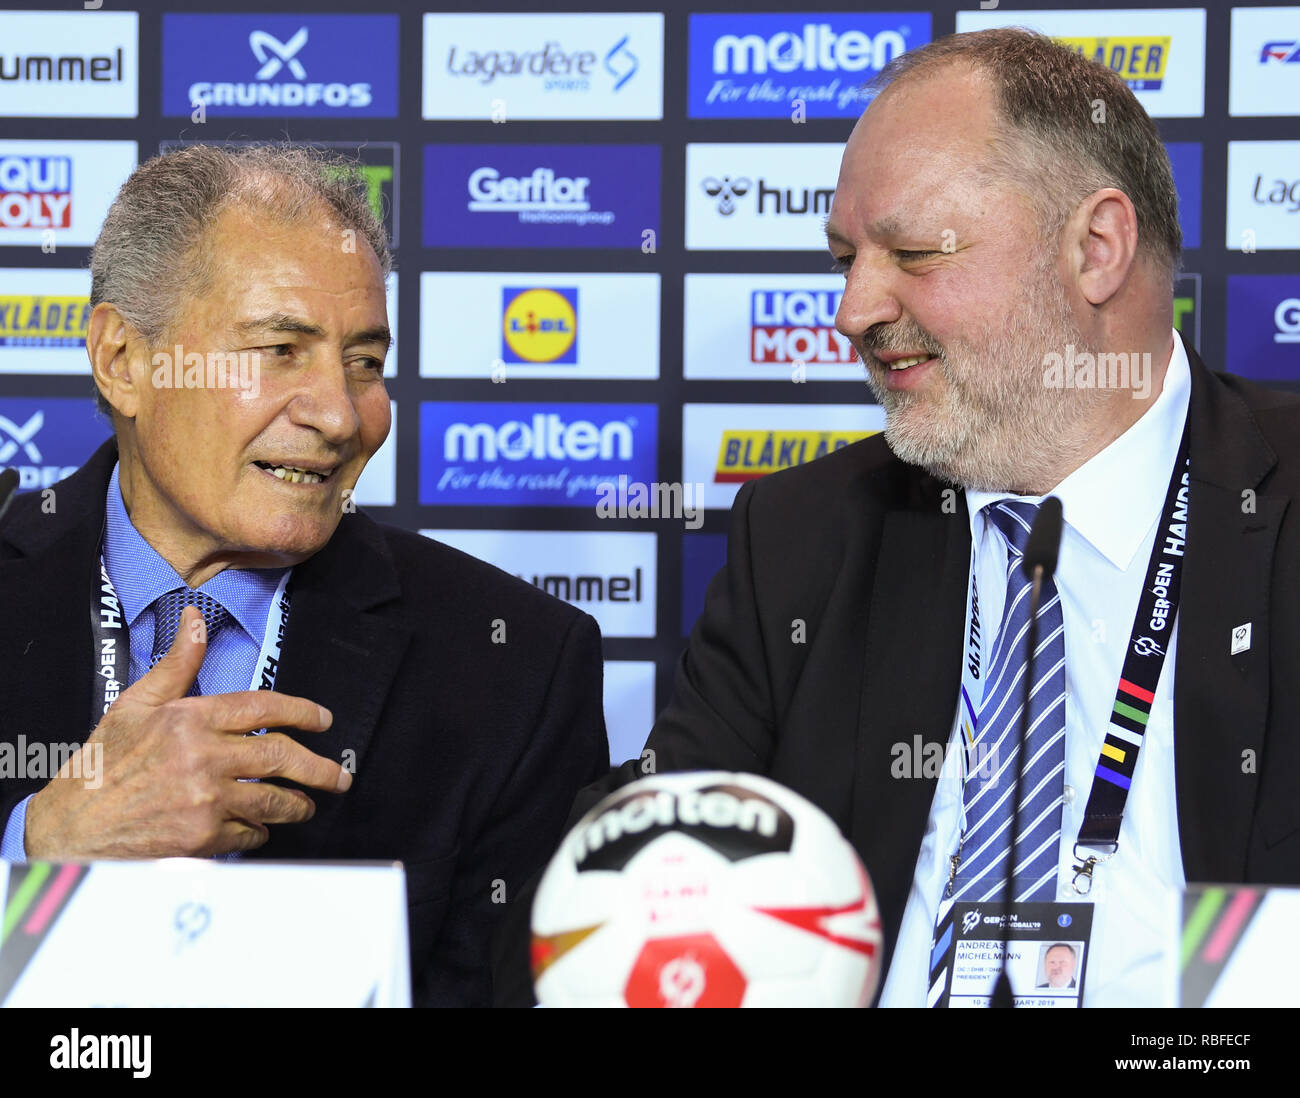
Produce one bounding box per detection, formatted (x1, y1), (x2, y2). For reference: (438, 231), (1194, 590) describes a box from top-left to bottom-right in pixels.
(502, 287), (578, 364)
(1057, 36), (1170, 91)
(715, 428), (874, 482)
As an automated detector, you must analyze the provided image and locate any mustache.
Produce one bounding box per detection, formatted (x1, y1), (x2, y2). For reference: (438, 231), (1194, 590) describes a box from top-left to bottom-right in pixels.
(858, 323), (945, 362)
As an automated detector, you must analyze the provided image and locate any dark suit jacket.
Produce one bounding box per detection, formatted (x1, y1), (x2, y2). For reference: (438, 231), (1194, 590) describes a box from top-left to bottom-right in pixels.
(496, 333), (1300, 1005)
(0, 438), (609, 1007)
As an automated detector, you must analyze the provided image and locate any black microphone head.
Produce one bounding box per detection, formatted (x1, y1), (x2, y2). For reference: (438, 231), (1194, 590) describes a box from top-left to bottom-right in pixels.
(0, 467), (17, 526)
(1023, 495), (1064, 580)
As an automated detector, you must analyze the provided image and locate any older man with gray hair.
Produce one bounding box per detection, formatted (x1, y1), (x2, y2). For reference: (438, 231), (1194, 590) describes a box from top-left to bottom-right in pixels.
(0, 144), (609, 1007)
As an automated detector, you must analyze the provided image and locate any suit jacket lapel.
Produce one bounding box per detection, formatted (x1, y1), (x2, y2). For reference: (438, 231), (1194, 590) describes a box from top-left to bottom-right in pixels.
(250, 512), (412, 859)
(1175, 340), (1284, 882)
(850, 472), (971, 978)
(0, 439), (117, 751)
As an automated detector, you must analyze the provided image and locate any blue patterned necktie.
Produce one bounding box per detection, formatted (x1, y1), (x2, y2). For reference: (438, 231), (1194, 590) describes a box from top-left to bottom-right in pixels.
(950, 501), (1067, 904)
(149, 588), (231, 696)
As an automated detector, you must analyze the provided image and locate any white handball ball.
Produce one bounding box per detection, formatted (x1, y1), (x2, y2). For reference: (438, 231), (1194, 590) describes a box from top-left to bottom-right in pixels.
(531, 771), (882, 1007)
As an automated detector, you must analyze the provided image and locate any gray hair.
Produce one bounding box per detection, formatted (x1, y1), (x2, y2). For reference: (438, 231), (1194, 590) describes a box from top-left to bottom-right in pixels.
(865, 28), (1182, 290)
(88, 143), (392, 417)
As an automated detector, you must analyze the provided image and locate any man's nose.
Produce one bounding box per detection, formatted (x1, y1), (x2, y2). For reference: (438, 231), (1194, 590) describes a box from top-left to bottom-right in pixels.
(290, 357), (361, 445)
(835, 255), (903, 349)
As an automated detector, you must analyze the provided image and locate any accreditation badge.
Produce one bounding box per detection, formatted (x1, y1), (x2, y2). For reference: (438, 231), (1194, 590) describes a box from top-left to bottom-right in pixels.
(929, 901), (1094, 1007)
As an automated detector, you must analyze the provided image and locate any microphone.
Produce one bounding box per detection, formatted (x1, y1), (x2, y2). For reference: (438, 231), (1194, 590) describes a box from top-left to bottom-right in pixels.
(0, 468), (18, 528)
(991, 496), (1063, 1008)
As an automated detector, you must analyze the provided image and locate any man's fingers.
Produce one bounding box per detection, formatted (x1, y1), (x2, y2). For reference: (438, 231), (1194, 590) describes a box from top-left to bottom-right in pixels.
(216, 818), (271, 855)
(123, 605), (205, 706)
(233, 731), (352, 793)
(224, 780), (317, 827)
(207, 691), (333, 738)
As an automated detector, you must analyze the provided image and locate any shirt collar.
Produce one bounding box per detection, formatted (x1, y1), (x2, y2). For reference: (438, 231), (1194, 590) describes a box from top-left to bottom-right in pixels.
(967, 329), (1191, 571)
(103, 462), (290, 642)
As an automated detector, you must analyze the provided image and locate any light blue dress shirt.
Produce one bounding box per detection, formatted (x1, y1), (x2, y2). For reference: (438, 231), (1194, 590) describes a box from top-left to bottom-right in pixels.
(2, 462), (290, 862)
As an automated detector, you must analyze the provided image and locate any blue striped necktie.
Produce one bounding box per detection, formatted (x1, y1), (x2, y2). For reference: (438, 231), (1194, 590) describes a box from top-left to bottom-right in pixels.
(150, 588), (231, 697)
(950, 500), (1067, 904)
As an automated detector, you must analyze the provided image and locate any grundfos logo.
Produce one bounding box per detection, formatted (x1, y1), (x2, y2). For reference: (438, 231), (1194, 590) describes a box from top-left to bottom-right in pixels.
(444, 412), (633, 462)
(188, 27), (372, 109)
(165, 16), (398, 116)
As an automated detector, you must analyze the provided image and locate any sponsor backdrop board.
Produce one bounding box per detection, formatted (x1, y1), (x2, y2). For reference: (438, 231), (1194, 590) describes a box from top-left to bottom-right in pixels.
(0, 2), (1294, 766)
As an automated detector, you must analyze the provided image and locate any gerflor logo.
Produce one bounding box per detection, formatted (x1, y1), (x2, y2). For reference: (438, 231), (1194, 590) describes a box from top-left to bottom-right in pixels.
(703, 175), (750, 215)
(250, 28), (308, 80)
(605, 35), (638, 91)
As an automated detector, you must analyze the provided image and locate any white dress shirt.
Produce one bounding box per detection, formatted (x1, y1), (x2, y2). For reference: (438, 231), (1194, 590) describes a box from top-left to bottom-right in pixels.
(880, 331), (1189, 1008)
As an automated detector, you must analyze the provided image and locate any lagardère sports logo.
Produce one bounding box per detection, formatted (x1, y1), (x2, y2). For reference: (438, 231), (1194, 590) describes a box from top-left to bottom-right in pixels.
(423, 14), (662, 121)
(689, 12), (928, 118)
(163, 15), (398, 117)
(421, 402), (657, 507)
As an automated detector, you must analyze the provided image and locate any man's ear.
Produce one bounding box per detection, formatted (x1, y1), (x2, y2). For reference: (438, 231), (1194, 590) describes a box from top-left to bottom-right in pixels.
(1064, 187), (1140, 308)
(87, 303), (148, 420)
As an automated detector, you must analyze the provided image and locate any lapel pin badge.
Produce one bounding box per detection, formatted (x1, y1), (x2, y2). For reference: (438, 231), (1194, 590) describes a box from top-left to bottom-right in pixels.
(1231, 623), (1252, 656)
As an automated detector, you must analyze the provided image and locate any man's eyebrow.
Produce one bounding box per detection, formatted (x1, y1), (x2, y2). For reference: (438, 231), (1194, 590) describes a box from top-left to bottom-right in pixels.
(235, 313), (392, 350)
(235, 313), (325, 339)
(824, 216), (911, 245)
(824, 217), (850, 245)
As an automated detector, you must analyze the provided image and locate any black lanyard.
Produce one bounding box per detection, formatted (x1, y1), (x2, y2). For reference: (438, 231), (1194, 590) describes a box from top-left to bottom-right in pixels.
(88, 535), (293, 731)
(1071, 420), (1190, 891)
